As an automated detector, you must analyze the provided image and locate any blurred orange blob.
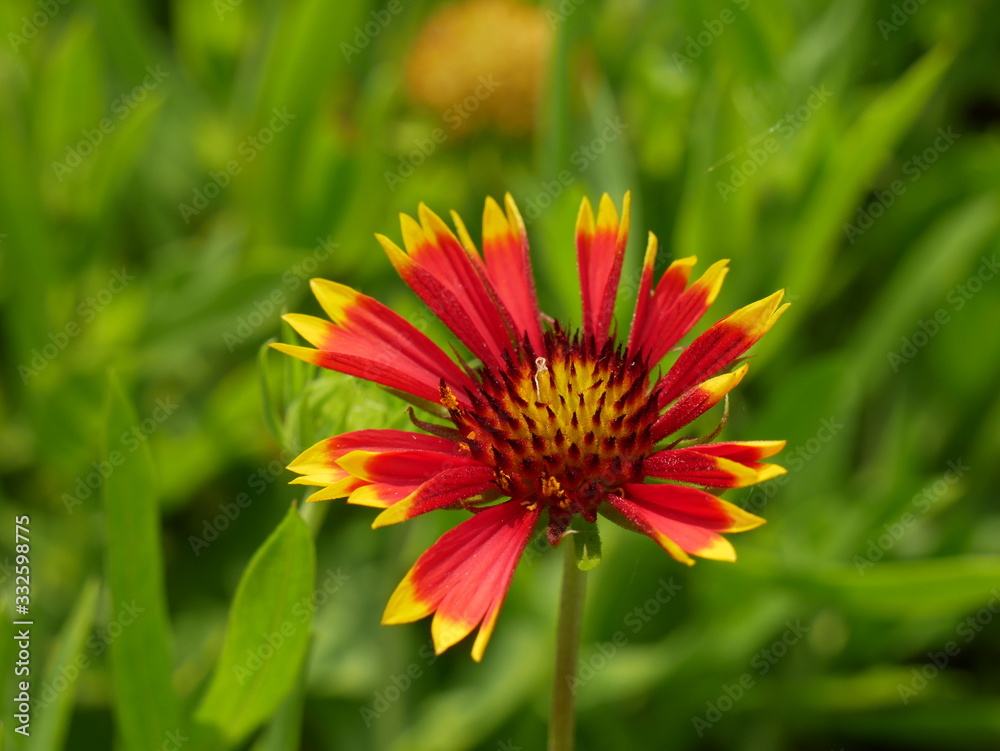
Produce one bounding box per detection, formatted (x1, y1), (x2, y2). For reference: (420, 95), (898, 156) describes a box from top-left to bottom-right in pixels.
(405, 0), (553, 136)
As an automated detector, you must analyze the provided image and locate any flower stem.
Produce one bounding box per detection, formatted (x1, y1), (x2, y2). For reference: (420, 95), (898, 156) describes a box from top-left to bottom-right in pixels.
(548, 540), (587, 751)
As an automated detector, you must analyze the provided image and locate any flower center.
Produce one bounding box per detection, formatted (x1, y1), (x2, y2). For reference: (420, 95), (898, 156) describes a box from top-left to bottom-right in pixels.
(443, 330), (660, 527)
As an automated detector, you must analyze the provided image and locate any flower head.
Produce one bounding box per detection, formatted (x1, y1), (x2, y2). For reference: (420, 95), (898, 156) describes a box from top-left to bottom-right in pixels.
(273, 193), (788, 660)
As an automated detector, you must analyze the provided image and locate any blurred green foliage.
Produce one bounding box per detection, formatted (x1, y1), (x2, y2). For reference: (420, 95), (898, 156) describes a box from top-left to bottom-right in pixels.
(2, 0), (1000, 749)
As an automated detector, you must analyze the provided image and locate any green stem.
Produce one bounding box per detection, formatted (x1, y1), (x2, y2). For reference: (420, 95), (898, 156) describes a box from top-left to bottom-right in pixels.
(548, 540), (587, 751)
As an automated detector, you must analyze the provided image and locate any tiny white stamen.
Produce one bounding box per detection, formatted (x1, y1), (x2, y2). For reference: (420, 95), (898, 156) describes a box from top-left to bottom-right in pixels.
(533, 357), (548, 399)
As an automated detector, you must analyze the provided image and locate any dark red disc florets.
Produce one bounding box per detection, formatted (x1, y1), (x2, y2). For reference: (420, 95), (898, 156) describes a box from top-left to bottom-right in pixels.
(441, 328), (660, 542)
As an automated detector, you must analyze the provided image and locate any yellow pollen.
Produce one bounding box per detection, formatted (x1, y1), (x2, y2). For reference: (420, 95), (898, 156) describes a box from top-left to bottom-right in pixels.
(540, 475), (565, 499)
(497, 470), (513, 493)
(441, 385), (460, 411)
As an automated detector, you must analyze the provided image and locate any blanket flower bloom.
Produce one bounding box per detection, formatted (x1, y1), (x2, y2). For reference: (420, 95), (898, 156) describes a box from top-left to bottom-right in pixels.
(273, 193), (787, 660)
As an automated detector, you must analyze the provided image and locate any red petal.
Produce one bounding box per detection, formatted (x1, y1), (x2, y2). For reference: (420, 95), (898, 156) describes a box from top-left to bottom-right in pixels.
(272, 344), (456, 406)
(609, 484), (764, 565)
(336, 449), (481, 485)
(628, 237), (693, 354)
(695, 440), (787, 463)
(273, 280), (475, 406)
(289, 430), (460, 474)
(636, 260), (729, 365)
(652, 363), (748, 437)
(382, 501), (540, 661)
(576, 193), (631, 340)
(622, 483), (765, 532)
(372, 464), (498, 527)
(481, 195), (544, 352)
(378, 207), (512, 365)
(643, 446), (785, 488)
(288, 430), (467, 506)
(655, 290), (788, 405)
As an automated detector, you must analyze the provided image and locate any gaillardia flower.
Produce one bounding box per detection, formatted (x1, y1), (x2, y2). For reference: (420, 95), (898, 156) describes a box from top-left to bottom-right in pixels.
(274, 193), (787, 660)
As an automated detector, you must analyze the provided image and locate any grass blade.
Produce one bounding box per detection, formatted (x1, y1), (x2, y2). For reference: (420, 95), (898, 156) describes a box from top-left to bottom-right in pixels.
(102, 373), (180, 750)
(194, 505), (316, 746)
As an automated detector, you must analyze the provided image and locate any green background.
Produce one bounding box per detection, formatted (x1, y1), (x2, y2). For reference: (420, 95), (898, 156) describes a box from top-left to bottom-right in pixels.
(2, 0), (1000, 749)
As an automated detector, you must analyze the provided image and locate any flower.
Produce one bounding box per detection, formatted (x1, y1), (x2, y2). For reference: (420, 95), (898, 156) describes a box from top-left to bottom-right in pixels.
(273, 193), (788, 660)
(404, 0), (551, 136)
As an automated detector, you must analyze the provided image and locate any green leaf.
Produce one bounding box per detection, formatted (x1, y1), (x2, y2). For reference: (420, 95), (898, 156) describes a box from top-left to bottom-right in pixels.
(194, 505), (316, 746)
(387, 622), (549, 751)
(250, 658), (308, 751)
(849, 193), (1000, 388)
(32, 18), (105, 171)
(800, 556), (1000, 618)
(26, 579), (100, 751)
(777, 45), (953, 345)
(102, 373), (180, 750)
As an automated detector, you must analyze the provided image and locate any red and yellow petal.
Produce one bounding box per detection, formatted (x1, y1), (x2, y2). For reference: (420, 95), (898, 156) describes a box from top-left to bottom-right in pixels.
(382, 500), (541, 661)
(640, 260), (729, 365)
(622, 482), (765, 532)
(644, 445), (785, 488)
(335, 449), (481, 485)
(377, 206), (513, 366)
(288, 430), (468, 505)
(272, 280), (475, 406)
(302, 476), (368, 503)
(652, 363), (748, 437)
(628, 236), (696, 353)
(371, 464), (498, 528)
(656, 290), (788, 405)
(608, 483), (764, 565)
(347, 482), (419, 509)
(481, 195), (544, 352)
(289, 430), (462, 476)
(415, 205), (516, 342)
(696, 440), (787, 463)
(576, 193), (631, 340)
(309, 280), (473, 390)
(273, 342), (456, 406)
